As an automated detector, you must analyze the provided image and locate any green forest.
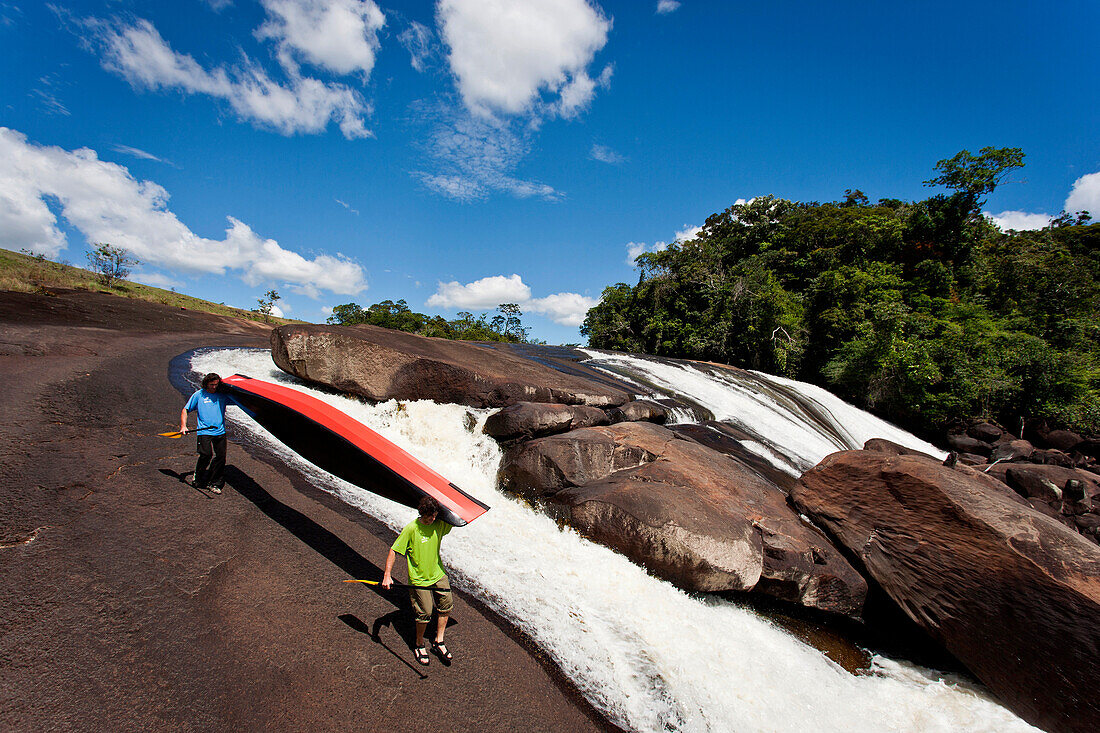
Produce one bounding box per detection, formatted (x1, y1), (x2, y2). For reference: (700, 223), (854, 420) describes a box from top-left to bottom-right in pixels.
(326, 299), (535, 343)
(582, 148), (1100, 438)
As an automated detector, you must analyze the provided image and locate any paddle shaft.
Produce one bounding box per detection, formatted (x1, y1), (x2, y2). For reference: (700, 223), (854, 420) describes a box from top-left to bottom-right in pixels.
(344, 579), (449, 591)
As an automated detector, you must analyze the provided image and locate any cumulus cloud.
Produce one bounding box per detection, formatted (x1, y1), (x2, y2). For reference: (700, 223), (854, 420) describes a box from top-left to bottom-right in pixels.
(1065, 171), (1100, 216)
(656, 0), (681, 13)
(986, 211), (1051, 231)
(426, 273), (595, 326)
(86, 17), (370, 138)
(437, 0), (611, 118)
(625, 223), (702, 265)
(590, 143), (624, 164)
(256, 0), (385, 77)
(427, 274), (532, 308)
(0, 127), (366, 295)
(413, 105), (558, 201)
(528, 291), (599, 326)
(399, 20), (435, 72)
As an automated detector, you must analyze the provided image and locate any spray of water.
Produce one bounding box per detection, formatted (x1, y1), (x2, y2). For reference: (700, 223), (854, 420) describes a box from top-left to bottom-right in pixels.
(192, 349), (1034, 733)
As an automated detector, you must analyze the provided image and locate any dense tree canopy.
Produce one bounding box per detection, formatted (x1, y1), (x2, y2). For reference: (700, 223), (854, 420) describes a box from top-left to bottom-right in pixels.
(327, 299), (536, 344)
(583, 149), (1100, 437)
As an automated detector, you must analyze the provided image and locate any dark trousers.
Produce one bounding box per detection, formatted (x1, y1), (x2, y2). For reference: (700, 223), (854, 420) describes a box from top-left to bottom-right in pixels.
(195, 434), (227, 488)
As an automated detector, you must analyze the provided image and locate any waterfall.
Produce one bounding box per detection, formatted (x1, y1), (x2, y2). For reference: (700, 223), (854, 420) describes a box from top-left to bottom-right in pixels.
(190, 348), (1034, 733)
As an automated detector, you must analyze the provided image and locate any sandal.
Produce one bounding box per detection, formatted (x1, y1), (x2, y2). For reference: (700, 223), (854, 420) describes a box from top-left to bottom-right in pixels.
(431, 640), (452, 662)
(414, 646), (430, 666)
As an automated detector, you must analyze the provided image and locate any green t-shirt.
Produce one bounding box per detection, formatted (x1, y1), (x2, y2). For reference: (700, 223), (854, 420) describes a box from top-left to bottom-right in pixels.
(391, 518), (452, 586)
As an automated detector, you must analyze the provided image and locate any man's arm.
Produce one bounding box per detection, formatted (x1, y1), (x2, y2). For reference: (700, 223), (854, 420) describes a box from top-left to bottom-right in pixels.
(179, 407), (190, 434)
(382, 549), (398, 589)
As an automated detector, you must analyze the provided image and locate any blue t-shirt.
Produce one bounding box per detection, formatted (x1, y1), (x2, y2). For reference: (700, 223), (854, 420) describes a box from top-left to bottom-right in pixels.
(184, 389), (239, 436)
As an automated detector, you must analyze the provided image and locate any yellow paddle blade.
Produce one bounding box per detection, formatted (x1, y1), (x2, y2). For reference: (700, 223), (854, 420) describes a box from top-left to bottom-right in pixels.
(343, 579), (381, 585)
(158, 431), (184, 438)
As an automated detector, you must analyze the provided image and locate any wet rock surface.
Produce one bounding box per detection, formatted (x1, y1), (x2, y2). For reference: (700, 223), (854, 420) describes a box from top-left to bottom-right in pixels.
(792, 450), (1100, 733)
(0, 290), (609, 733)
(502, 422), (867, 616)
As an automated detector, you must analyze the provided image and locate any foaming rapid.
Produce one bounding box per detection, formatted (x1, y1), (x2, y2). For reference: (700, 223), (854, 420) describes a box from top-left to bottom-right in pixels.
(580, 349), (946, 477)
(191, 349), (1034, 733)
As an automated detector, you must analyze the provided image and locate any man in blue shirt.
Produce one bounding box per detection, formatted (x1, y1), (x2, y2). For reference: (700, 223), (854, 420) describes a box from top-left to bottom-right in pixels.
(179, 372), (239, 494)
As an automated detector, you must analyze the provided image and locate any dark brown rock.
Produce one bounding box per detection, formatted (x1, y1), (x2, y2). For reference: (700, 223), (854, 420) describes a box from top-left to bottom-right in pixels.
(1075, 514), (1100, 535)
(1044, 429), (1083, 453)
(863, 438), (937, 459)
(508, 423), (867, 616)
(1029, 448), (1074, 467)
(499, 428), (656, 499)
(989, 439), (1034, 463)
(966, 422), (1003, 442)
(957, 453), (988, 466)
(984, 464), (1100, 502)
(614, 399), (669, 424)
(271, 323), (630, 408)
(483, 402), (610, 441)
(946, 433), (991, 456)
(1005, 467), (1063, 502)
(791, 450), (1100, 733)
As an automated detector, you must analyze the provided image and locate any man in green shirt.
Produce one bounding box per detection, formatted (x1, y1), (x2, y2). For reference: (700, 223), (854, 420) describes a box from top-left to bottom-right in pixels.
(383, 496), (454, 666)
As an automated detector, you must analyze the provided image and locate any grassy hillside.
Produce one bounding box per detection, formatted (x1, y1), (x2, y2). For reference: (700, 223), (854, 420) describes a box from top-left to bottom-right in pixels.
(0, 247), (299, 326)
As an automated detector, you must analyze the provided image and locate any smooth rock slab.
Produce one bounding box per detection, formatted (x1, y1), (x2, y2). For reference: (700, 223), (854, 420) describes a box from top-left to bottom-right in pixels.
(271, 324), (630, 408)
(792, 450), (1100, 733)
(505, 422), (867, 615)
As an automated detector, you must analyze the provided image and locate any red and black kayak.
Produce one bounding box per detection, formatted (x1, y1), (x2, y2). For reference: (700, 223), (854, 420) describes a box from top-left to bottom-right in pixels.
(222, 374), (489, 526)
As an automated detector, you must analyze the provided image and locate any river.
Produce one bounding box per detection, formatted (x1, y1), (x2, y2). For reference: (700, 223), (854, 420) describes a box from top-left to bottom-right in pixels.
(189, 347), (1036, 733)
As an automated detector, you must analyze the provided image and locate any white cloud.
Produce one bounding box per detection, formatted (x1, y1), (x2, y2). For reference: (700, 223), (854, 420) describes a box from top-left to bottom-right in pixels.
(268, 303), (286, 318)
(656, 0), (681, 13)
(1065, 171), (1100, 216)
(985, 211), (1050, 231)
(426, 273), (594, 326)
(335, 197), (359, 215)
(90, 18), (370, 138)
(437, 0), (611, 117)
(399, 20), (435, 72)
(674, 224), (702, 242)
(528, 291), (599, 326)
(625, 223), (702, 265)
(256, 0), (385, 77)
(111, 144), (170, 164)
(203, 0), (234, 11)
(589, 143), (624, 164)
(321, 305), (334, 315)
(427, 274), (532, 309)
(0, 127), (366, 295)
(414, 105), (558, 201)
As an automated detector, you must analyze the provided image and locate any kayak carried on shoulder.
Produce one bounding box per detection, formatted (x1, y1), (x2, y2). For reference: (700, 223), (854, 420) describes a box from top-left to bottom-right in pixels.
(222, 373), (489, 526)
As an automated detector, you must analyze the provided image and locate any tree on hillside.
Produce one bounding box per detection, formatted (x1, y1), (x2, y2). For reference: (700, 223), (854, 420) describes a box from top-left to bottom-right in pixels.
(924, 146), (1025, 200)
(255, 289), (281, 324)
(86, 243), (139, 287)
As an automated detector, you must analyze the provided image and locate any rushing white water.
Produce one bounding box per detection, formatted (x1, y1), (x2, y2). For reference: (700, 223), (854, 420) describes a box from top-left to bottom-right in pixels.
(191, 348), (1034, 733)
(580, 349), (946, 477)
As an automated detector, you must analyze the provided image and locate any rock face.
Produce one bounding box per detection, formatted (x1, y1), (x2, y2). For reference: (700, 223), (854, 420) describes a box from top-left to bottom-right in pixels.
(792, 450), (1100, 733)
(271, 324), (630, 408)
(501, 422), (867, 616)
(483, 400), (669, 442)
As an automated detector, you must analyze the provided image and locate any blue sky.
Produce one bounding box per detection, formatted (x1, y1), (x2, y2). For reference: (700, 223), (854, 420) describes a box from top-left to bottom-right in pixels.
(2, 1), (1098, 343)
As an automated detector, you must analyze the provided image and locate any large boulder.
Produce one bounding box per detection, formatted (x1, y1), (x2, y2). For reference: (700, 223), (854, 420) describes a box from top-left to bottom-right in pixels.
(271, 324), (629, 408)
(503, 422), (867, 616)
(989, 438), (1034, 463)
(1044, 429), (1083, 453)
(791, 450), (1100, 733)
(483, 403), (604, 441)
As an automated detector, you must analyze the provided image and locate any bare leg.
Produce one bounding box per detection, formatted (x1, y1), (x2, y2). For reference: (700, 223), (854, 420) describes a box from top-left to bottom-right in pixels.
(415, 621), (428, 648)
(434, 613), (449, 644)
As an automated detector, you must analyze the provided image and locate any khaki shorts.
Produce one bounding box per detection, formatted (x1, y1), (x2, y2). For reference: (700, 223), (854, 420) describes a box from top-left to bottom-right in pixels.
(409, 577), (452, 623)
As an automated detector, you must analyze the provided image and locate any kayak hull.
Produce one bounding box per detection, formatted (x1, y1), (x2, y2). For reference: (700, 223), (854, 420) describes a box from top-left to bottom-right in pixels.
(222, 374), (489, 526)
